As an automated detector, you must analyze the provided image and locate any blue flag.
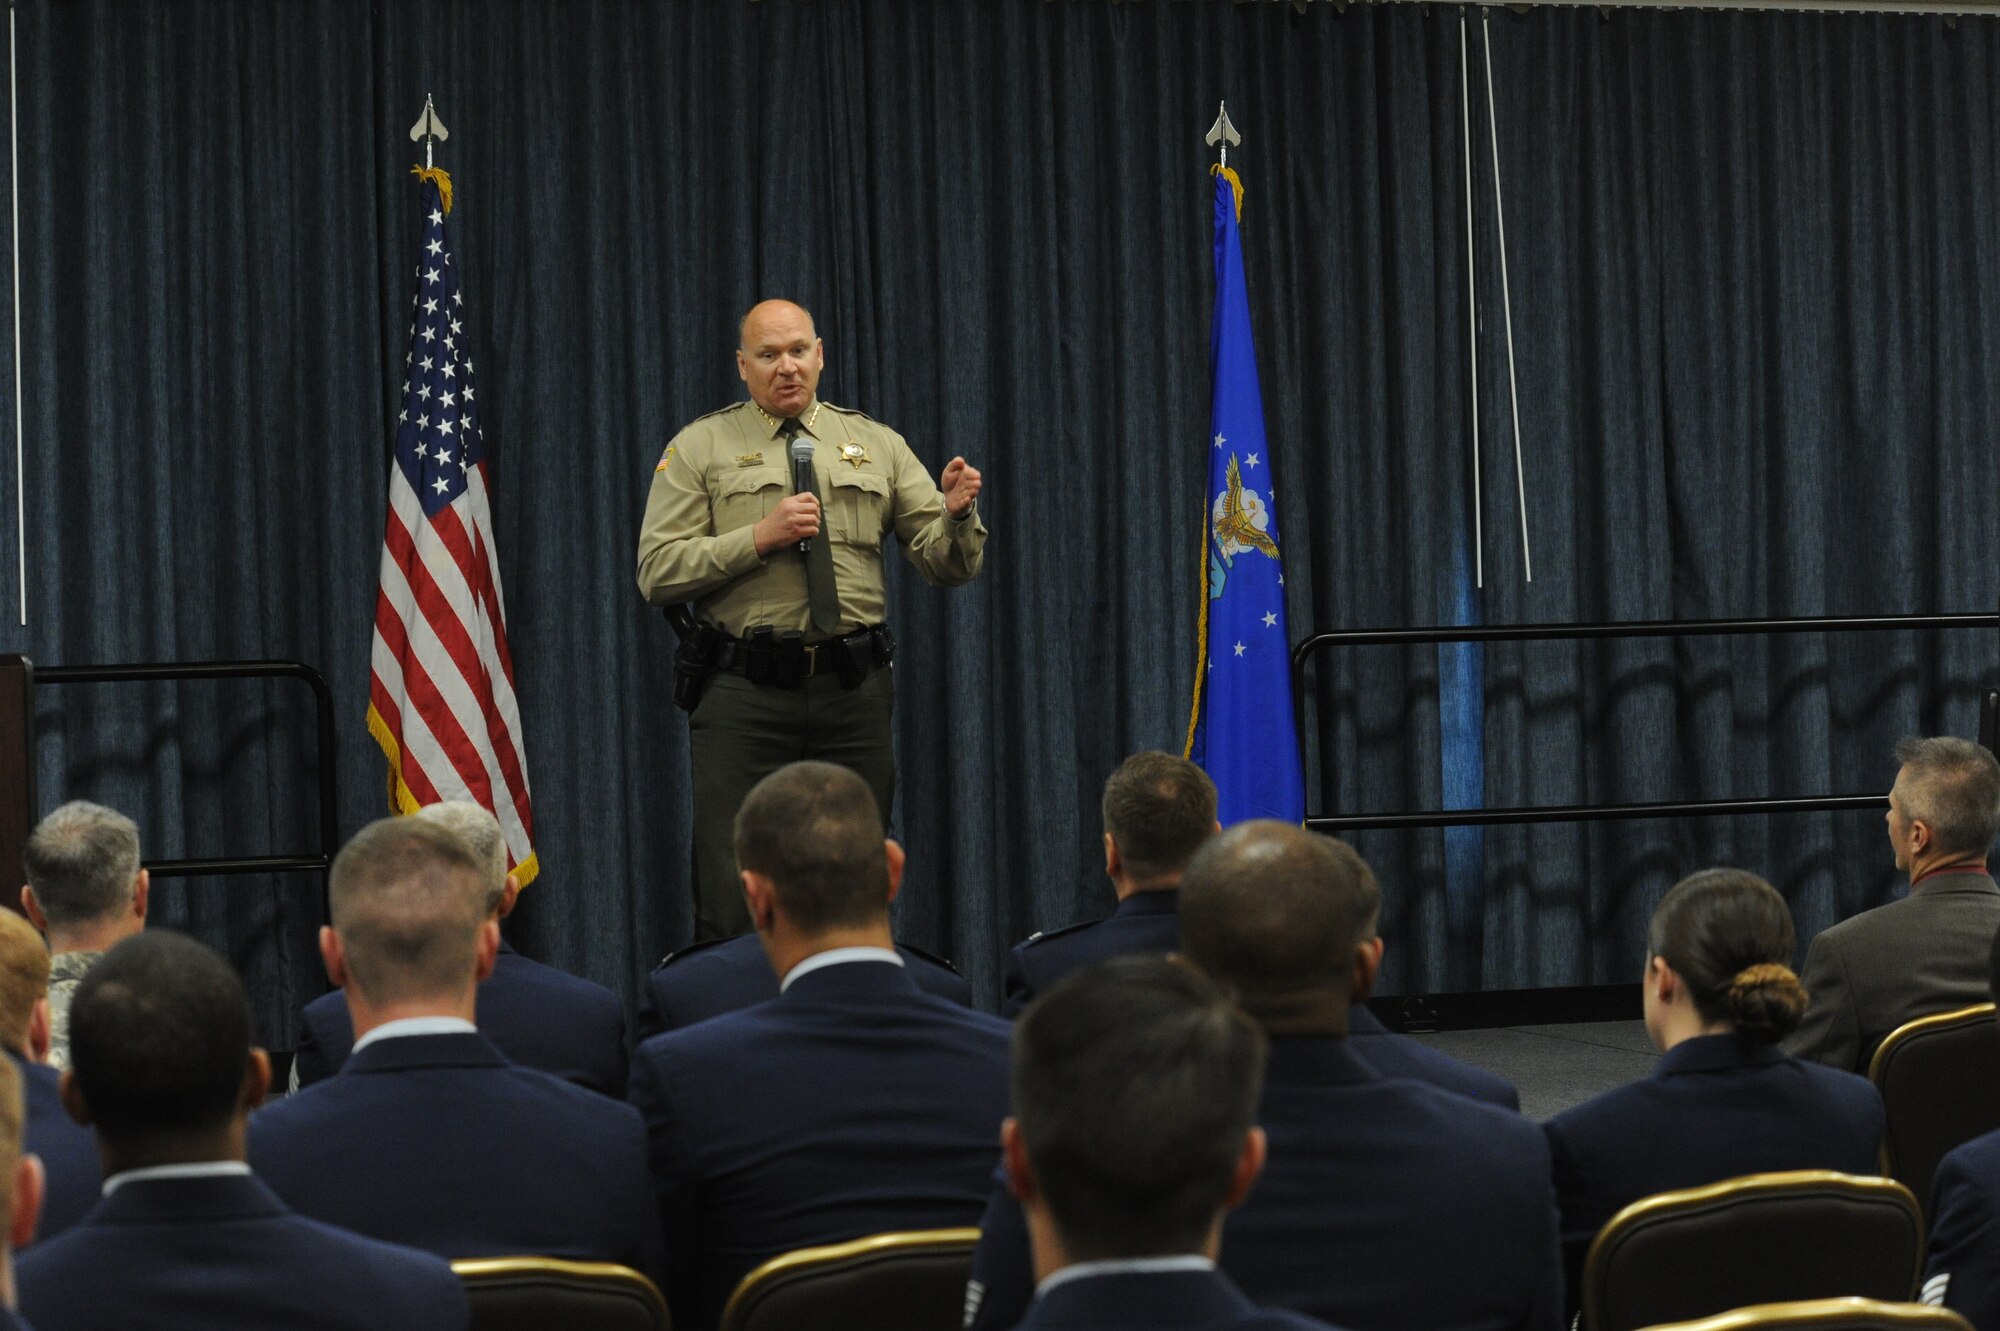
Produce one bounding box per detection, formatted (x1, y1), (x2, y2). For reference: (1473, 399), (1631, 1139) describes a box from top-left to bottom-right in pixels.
(1185, 167), (1306, 825)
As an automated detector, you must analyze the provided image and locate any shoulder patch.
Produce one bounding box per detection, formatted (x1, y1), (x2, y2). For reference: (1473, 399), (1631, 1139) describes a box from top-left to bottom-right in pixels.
(651, 935), (733, 971)
(896, 940), (962, 974)
(654, 443), (676, 473)
(1019, 917), (1107, 948)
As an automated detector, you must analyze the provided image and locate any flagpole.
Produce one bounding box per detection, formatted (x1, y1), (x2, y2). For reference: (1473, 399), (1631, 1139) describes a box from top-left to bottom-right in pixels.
(1481, 12), (1532, 582)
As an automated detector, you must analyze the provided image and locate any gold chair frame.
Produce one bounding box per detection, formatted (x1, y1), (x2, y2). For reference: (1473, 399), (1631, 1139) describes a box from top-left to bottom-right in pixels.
(452, 1255), (669, 1330)
(1639, 1296), (1972, 1331)
(1867, 1003), (1999, 1180)
(719, 1227), (982, 1331)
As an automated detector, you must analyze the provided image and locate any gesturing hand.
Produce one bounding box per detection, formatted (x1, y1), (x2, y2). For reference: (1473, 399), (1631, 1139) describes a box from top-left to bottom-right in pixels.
(753, 493), (822, 556)
(941, 457), (983, 517)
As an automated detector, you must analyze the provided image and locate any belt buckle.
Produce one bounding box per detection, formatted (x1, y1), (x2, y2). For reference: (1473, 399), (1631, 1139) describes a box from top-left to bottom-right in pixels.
(802, 643), (820, 675)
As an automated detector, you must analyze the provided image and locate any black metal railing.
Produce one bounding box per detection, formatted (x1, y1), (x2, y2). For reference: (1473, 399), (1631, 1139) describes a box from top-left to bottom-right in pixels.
(38, 660), (338, 918)
(1291, 611), (2000, 835)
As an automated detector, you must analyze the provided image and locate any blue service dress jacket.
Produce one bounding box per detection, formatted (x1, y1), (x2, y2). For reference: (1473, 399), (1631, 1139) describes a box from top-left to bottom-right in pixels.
(629, 956), (1011, 1330)
(248, 1029), (665, 1284)
(11, 1053), (97, 1242)
(964, 1035), (1561, 1331)
(16, 1172), (468, 1331)
(293, 939), (627, 1096)
(1923, 1126), (2000, 1329)
(1346, 1007), (1521, 1109)
(1543, 1033), (1884, 1310)
(1015, 1267), (1346, 1331)
(1003, 889), (1182, 1017)
(634, 933), (971, 1039)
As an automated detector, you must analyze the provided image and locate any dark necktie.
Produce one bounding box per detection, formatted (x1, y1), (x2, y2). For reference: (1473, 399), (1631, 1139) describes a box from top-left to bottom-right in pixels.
(782, 419), (842, 636)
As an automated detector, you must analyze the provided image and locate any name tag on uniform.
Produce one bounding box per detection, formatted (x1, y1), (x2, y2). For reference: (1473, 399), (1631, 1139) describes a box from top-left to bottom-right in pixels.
(735, 453), (765, 467)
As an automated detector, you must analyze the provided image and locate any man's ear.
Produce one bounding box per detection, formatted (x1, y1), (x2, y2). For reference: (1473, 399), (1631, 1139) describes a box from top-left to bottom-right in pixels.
(885, 840), (906, 904)
(1102, 832), (1121, 881)
(1001, 1117), (1036, 1204)
(1224, 1126), (1267, 1209)
(497, 872), (521, 920)
(130, 868), (150, 922)
(319, 926), (349, 990)
(742, 871), (778, 935)
(1350, 938), (1384, 1004)
(26, 998), (49, 1065)
(473, 918), (500, 983)
(57, 1069), (90, 1128)
(243, 1048), (271, 1113)
(1908, 816), (1933, 858)
(12, 1153), (42, 1251)
(18, 887), (44, 936)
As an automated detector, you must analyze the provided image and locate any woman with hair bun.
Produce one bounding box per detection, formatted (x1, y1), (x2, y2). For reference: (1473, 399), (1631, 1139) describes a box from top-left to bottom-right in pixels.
(1543, 868), (1884, 1313)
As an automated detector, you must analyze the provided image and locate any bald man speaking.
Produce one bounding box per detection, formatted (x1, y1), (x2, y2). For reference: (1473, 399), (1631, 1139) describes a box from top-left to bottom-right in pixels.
(638, 300), (987, 939)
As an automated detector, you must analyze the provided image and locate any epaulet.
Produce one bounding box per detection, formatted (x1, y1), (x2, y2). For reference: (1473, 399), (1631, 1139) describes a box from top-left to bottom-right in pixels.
(820, 401), (878, 425)
(684, 403), (745, 427)
(1018, 917), (1106, 949)
(650, 935), (733, 972)
(896, 940), (962, 974)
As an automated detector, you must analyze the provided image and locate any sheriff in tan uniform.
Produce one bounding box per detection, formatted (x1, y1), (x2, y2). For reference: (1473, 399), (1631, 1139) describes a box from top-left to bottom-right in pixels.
(637, 300), (986, 938)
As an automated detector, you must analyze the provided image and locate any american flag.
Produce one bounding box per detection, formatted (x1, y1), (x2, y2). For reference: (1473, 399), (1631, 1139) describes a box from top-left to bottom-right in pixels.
(365, 170), (538, 886)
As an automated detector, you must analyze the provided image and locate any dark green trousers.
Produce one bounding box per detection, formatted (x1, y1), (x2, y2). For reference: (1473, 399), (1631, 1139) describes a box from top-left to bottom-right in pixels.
(687, 665), (896, 939)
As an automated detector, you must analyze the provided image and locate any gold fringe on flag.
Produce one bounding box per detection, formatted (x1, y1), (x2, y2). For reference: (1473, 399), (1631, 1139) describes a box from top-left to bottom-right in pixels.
(1211, 163), (1244, 221)
(411, 165), (454, 216)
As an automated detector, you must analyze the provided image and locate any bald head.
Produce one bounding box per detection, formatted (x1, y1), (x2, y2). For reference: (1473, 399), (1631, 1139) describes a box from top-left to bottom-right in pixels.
(327, 817), (488, 1007)
(736, 300), (824, 418)
(1179, 822), (1380, 1018)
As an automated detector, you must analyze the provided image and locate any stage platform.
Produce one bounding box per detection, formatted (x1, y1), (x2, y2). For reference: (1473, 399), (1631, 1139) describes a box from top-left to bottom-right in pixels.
(1413, 1020), (1658, 1120)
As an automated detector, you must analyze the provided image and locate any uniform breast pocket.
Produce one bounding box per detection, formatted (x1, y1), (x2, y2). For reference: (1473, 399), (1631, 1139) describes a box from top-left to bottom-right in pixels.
(711, 467), (786, 534)
(826, 469), (891, 546)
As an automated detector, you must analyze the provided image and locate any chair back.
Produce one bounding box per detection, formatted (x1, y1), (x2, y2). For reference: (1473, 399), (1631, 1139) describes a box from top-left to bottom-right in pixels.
(1638, 1298), (1973, 1331)
(1581, 1171), (1923, 1331)
(452, 1257), (668, 1331)
(1869, 1004), (2000, 1211)
(719, 1228), (980, 1331)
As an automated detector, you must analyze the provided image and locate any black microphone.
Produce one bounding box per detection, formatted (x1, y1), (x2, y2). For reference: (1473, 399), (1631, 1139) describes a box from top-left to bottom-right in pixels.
(789, 431), (816, 555)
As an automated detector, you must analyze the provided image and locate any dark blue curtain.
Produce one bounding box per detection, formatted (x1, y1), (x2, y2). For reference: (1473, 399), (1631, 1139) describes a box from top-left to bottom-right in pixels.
(1, 1), (1995, 1037)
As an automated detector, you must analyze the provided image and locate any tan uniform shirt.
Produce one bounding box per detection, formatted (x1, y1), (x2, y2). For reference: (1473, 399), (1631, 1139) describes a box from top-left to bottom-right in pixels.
(636, 399), (986, 636)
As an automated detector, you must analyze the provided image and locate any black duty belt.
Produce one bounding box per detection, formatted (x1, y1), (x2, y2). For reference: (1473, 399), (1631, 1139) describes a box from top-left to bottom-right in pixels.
(708, 624), (896, 689)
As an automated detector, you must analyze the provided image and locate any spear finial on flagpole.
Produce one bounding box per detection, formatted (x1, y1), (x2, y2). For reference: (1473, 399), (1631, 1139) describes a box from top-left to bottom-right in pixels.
(409, 93), (449, 172)
(407, 94), (454, 215)
(1205, 100), (1241, 172)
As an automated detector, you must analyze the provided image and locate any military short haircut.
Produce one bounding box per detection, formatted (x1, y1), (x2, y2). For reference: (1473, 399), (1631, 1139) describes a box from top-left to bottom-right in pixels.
(328, 817), (488, 1007)
(1012, 955), (1266, 1261)
(733, 762), (888, 935)
(22, 800), (141, 928)
(1100, 752), (1219, 883)
(69, 932), (252, 1140)
(1179, 821), (1378, 1004)
(411, 801), (510, 915)
(1894, 736), (2000, 859)
(0, 911), (49, 1056)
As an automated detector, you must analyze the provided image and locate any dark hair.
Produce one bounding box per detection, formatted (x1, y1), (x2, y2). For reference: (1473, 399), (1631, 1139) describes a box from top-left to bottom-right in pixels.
(23, 800), (141, 927)
(1893, 736), (2000, 859)
(1012, 955), (1267, 1261)
(1646, 868), (1805, 1043)
(69, 932), (253, 1140)
(328, 818), (488, 1005)
(733, 762), (887, 935)
(1101, 753), (1218, 883)
(1179, 821), (1378, 1006)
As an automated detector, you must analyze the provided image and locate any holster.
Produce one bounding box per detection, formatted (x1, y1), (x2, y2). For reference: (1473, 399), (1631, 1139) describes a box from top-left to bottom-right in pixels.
(669, 612), (721, 713)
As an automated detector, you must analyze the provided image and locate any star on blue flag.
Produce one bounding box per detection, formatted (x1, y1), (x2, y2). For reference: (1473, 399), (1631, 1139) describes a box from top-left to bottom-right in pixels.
(1185, 166), (1305, 825)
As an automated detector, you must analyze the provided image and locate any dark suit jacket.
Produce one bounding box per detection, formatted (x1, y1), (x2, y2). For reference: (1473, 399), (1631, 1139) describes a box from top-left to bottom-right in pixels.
(1003, 889), (1181, 1017)
(1544, 1034), (1883, 1310)
(11, 1053), (97, 1242)
(16, 1172), (468, 1331)
(966, 1037), (1560, 1331)
(629, 958), (1011, 1329)
(1923, 1125), (2000, 1326)
(249, 1030), (664, 1282)
(1347, 1007), (1521, 1109)
(1786, 867), (2000, 1072)
(294, 939), (627, 1096)
(634, 934), (971, 1039)
(1016, 1267), (1345, 1331)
